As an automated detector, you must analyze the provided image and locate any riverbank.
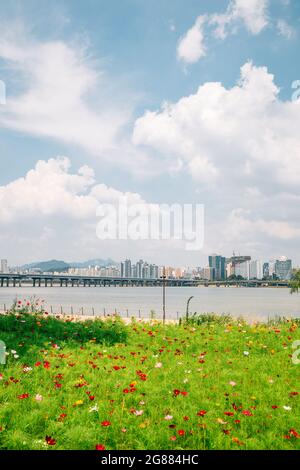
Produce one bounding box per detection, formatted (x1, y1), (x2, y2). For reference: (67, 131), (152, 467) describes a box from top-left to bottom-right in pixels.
(0, 313), (299, 450)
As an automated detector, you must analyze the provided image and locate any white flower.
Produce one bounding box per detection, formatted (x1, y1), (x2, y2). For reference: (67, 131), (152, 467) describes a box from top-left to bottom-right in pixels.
(183, 378), (189, 384)
(14, 354), (19, 359)
(134, 410), (144, 416)
(229, 381), (236, 387)
(139, 401), (145, 405)
(89, 405), (99, 413)
(11, 350), (17, 354)
(243, 351), (249, 356)
(23, 367), (32, 373)
(35, 394), (43, 401)
(164, 415), (173, 420)
(155, 362), (162, 368)
(283, 406), (291, 411)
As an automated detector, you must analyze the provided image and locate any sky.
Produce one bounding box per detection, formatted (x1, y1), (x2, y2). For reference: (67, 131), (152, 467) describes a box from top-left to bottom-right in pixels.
(0, 0), (300, 267)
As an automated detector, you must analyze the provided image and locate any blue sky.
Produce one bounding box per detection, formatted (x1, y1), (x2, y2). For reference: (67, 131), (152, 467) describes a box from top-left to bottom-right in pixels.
(0, 0), (300, 266)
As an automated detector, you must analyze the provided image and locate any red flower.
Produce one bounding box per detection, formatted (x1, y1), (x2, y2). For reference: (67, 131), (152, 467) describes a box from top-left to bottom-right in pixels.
(45, 436), (56, 446)
(289, 391), (299, 397)
(101, 421), (111, 427)
(183, 416), (189, 421)
(89, 395), (95, 401)
(197, 410), (207, 417)
(173, 389), (181, 396)
(177, 430), (185, 436)
(58, 413), (67, 421)
(170, 436), (177, 441)
(113, 366), (121, 371)
(289, 428), (300, 438)
(271, 405), (279, 409)
(123, 388), (130, 394)
(95, 444), (106, 450)
(234, 420), (241, 424)
(35, 362), (42, 367)
(43, 361), (50, 369)
(224, 412), (234, 416)
(54, 382), (62, 389)
(242, 410), (253, 416)
(181, 391), (188, 396)
(17, 393), (29, 399)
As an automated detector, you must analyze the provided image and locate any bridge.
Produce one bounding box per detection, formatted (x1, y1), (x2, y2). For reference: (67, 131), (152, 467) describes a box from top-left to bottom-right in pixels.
(0, 273), (290, 288)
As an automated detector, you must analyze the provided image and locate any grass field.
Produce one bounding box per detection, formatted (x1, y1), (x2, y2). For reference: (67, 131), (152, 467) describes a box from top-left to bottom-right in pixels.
(0, 308), (300, 450)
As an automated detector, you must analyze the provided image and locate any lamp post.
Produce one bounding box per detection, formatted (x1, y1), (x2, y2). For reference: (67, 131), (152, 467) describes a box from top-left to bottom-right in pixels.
(186, 296), (194, 321)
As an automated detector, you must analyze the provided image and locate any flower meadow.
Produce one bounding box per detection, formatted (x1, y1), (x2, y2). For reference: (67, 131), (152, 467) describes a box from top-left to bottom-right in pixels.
(0, 308), (300, 450)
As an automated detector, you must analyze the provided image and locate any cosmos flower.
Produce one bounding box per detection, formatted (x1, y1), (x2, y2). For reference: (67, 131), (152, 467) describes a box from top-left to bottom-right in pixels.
(45, 436), (56, 446)
(101, 421), (111, 427)
(164, 415), (173, 421)
(95, 444), (106, 450)
(241, 410), (253, 416)
(35, 394), (43, 401)
(17, 393), (29, 399)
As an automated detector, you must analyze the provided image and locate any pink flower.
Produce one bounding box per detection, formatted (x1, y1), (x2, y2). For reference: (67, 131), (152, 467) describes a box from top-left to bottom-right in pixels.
(229, 381), (236, 387)
(35, 394), (43, 401)
(164, 415), (173, 420)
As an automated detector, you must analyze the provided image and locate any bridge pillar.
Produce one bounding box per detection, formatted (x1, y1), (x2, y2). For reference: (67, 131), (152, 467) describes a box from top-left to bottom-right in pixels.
(6, 278), (9, 287)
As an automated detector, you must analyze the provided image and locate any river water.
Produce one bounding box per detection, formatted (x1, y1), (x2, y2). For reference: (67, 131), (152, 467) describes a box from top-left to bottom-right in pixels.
(0, 286), (299, 321)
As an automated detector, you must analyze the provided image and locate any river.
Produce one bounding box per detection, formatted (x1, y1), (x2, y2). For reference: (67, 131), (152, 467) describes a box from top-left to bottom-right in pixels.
(0, 286), (299, 321)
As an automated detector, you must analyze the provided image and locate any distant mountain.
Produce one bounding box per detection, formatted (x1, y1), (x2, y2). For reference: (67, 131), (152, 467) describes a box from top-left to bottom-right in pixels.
(68, 258), (117, 268)
(21, 258), (118, 272)
(22, 260), (70, 272)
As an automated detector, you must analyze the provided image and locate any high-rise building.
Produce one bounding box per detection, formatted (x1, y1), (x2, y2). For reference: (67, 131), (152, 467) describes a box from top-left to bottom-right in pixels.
(249, 260), (263, 280)
(0, 259), (8, 274)
(137, 260), (144, 278)
(208, 254), (226, 280)
(263, 262), (269, 278)
(268, 260), (276, 278)
(234, 261), (250, 280)
(122, 259), (131, 278)
(200, 267), (215, 281)
(275, 257), (292, 280)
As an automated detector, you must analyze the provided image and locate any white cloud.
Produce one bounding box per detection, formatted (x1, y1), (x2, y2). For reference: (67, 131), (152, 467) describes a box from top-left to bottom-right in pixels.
(276, 19), (295, 39)
(0, 26), (134, 164)
(178, 1), (270, 64)
(134, 61), (300, 188)
(227, 208), (300, 240)
(0, 157), (144, 223)
(177, 16), (207, 64)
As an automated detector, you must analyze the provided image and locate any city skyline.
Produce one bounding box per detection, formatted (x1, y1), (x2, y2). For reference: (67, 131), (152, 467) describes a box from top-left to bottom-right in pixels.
(0, 1), (300, 265)
(1, 252), (295, 281)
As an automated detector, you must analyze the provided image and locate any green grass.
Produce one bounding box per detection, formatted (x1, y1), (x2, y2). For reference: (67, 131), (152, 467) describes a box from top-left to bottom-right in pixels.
(0, 312), (300, 450)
